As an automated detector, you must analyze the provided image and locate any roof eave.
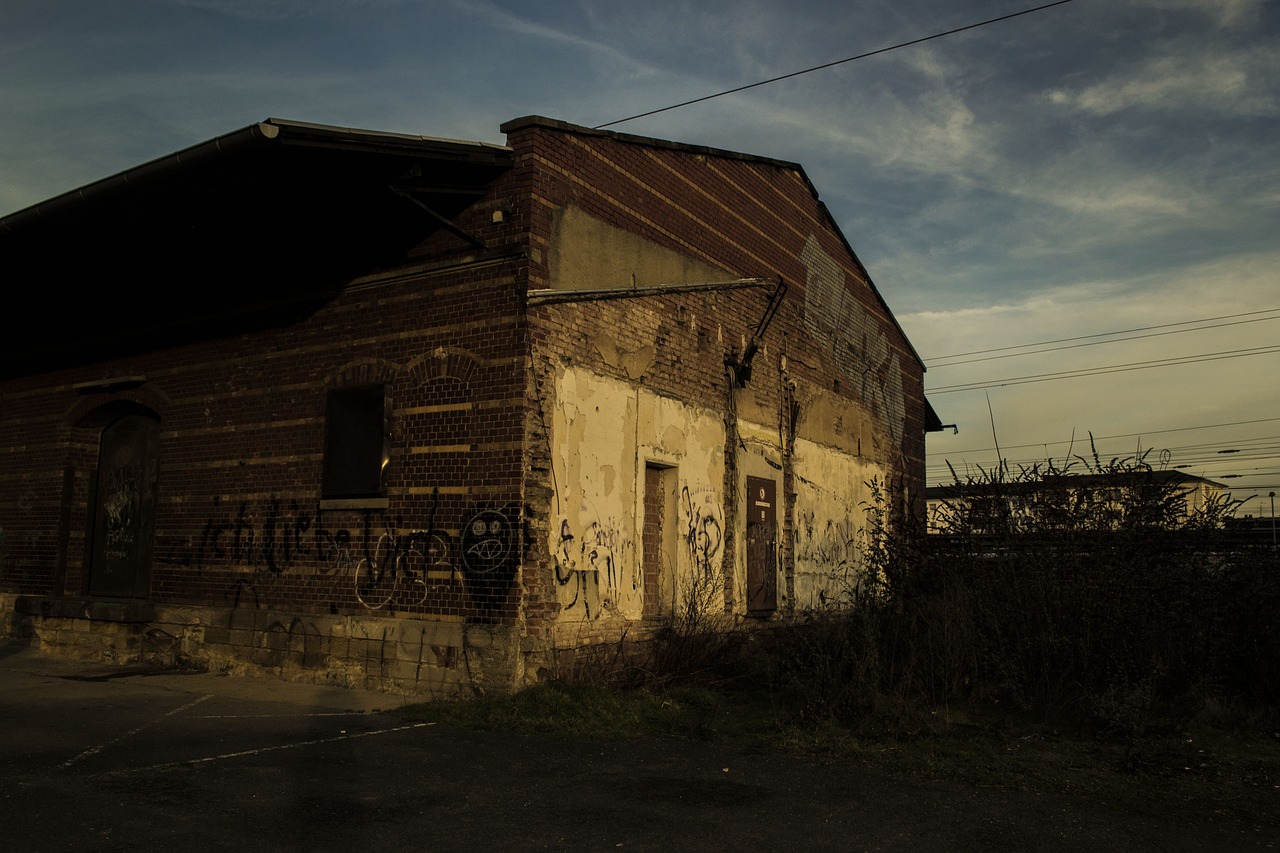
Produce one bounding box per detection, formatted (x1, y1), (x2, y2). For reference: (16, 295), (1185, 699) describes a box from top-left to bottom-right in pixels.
(0, 122), (278, 236)
(0, 118), (514, 237)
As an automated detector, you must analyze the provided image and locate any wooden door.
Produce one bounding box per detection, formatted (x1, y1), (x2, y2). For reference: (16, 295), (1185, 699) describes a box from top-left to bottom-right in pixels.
(745, 476), (777, 613)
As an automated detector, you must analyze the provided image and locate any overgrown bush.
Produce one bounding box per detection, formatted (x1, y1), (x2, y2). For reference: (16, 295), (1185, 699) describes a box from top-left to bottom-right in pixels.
(555, 442), (1279, 739)
(552, 565), (751, 692)
(641, 564), (748, 690)
(884, 444), (1280, 731)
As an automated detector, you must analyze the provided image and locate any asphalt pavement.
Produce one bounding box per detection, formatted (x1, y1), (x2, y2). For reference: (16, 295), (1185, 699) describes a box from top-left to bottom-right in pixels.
(1, 643), (1272, 852)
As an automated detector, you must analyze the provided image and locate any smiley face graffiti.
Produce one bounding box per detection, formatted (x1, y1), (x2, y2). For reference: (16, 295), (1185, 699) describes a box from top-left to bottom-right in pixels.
(460, 509), (514, 576)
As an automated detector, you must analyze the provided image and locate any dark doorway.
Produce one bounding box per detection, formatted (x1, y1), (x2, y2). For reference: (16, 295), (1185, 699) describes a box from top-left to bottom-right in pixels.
(642, 463), (676, 616)
(88, 413), (159, 598)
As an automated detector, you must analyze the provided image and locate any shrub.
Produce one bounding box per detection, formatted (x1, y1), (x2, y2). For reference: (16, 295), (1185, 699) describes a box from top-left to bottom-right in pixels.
(902, 442), (1276, 727)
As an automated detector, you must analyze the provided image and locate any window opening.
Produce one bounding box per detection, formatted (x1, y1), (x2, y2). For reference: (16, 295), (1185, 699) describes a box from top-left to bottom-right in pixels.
(322, 384), (389, 499)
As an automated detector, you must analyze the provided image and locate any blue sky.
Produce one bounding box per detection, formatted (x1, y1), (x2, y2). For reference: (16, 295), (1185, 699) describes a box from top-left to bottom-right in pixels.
(3, 0), (1278, 516)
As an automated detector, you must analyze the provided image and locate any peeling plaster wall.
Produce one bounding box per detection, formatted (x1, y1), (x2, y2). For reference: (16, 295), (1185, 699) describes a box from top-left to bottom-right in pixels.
(549, 366), (726, 624)
(733, 401), (887, 613)
(547, 366), (887, 625)
(790, 438), (887, 610)
(515, 121), (926, 655)
(549, 207), (731, 291)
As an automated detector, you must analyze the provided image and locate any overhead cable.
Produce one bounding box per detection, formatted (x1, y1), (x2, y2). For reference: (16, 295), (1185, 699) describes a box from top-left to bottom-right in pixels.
(928, 344), (1280, 394)
(593, 0), (1079, 129)
(925, 307), (1280, 362)
(928, 313), (1280, 368)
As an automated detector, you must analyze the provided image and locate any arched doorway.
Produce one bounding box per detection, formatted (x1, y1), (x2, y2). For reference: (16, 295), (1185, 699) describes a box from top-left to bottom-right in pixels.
(88, 411), (160, 598)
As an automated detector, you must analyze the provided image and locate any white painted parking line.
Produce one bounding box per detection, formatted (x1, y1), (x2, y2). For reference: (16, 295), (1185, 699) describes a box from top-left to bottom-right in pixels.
(189, 706), (376, 712)
(103, 721), (438, 775)
(59, 693), (214, 769)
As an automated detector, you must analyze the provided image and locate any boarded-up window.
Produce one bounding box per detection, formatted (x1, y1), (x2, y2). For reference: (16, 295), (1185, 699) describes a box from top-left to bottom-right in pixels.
(322, 385), (388, 499)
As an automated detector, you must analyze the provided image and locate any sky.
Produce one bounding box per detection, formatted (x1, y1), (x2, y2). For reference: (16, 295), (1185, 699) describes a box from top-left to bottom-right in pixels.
(2, 0), (1278, 518)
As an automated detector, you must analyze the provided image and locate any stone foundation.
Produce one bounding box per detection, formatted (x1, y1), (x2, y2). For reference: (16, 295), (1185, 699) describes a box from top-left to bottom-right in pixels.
(1, 593), (526, 698)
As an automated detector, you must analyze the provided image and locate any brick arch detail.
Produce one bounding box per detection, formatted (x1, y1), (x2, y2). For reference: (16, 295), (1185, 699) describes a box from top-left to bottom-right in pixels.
(324, 358), (402, 389)
(65, 385), (170, 427)
(406, 347), (483, 387)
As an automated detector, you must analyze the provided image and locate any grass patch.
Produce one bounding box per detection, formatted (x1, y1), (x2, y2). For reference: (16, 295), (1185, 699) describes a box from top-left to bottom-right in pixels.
(398, 682), (746, 741)
(396, 683), (1280, 826)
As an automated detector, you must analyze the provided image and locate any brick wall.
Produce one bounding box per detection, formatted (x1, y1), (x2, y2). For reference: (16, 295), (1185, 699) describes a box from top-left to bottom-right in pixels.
(504, 118), (925, 646)
(1, 115), (926, 692)
(503, 116), (925, 492)
(0, 163), (535, 688)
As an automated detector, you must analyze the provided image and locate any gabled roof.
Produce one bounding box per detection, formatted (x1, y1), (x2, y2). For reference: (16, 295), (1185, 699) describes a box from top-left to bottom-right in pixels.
(499, 116), (926, 372)
(0, 119), (512, 377)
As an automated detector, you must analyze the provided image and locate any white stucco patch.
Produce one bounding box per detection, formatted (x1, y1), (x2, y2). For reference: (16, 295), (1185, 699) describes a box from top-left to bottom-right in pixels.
(549, 367), (726, 623)
(790, 436), (887, 609)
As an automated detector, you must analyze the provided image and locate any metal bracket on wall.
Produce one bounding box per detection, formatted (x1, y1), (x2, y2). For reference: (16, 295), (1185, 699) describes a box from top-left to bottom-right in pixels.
(729, 278), (788, 387)
(527, 275), (786, 388)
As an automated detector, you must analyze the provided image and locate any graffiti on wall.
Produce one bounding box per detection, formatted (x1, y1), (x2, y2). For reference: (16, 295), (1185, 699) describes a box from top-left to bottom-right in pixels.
(353, 528), (436, 611)
(794, 509), (863, 604)
(552, 483), (724, 621)
(101, 466), (140, 563)
(800, 234), (906, 445)
(680, 486), (724, 578)
(218, 608), (464, 688)
(552, 515), (635, 620)
(457, 504), (520, 612)
(460, 509), (515, 578)
(195, 497), (517, 613)
(198, 496), (315, 576)
(554, 519), (597, 619)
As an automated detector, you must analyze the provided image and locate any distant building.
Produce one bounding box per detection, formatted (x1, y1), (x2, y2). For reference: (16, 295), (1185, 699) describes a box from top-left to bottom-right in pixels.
(925, 470), (1230, 535)
(0, 117), (928, 695)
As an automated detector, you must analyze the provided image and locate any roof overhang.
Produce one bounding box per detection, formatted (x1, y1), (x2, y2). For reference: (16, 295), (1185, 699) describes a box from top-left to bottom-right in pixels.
(0, 119), (512, 378)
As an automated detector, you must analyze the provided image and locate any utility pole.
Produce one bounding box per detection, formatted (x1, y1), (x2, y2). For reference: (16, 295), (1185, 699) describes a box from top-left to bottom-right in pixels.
(1271, 492), (1276, 549)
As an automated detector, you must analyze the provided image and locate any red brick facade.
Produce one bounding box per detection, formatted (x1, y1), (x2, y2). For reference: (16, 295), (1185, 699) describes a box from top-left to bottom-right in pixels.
(0, 117), (925, 695)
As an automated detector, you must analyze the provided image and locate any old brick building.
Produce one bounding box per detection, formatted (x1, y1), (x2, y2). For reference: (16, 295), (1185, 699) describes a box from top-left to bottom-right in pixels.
(0, 116), (927, 695)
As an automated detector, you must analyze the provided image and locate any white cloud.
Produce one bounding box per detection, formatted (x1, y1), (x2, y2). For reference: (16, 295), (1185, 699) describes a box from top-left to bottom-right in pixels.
(906, 248), (1280, 345)
(1048, 50), (1277, 117)
(1136, 0), (1266, 29)
(444, 0), (664, 78)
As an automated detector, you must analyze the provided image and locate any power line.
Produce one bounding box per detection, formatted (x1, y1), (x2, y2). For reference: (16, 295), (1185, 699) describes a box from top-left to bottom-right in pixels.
(927, 459), (1280, 486)
(924, 307), (1280, 362)
(928, 313), (1280, 369)
(926, 452), (1280, 485)
(593, 0), (1079, 129)
(1161, 442), (1280, 458)
(928, 344), (1280, 394)
(926, 416), (1280, 460)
